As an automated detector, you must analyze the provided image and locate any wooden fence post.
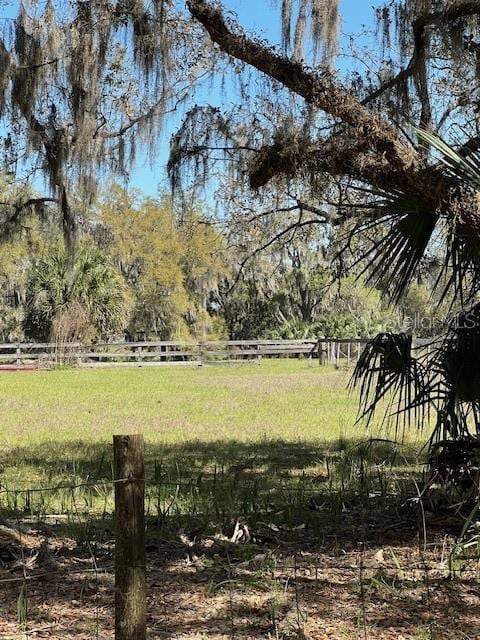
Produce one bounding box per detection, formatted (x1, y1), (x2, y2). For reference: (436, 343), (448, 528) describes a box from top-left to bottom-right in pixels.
(318, 340), (325, 366)
(113, 435), (146, 640)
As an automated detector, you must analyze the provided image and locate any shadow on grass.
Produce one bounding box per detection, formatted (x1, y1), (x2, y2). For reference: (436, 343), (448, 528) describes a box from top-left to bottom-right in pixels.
(1, 435), (423, 483)
(2, 439), (478, 639)
(0, 436), (426, 546)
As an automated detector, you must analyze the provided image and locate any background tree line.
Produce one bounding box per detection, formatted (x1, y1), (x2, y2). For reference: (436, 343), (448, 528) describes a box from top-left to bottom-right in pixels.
(0, 177), (445, 344)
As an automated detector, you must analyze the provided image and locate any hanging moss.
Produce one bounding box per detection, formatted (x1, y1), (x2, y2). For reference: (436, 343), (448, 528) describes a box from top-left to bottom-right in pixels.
(0, 0), (183, 248)
(281, 0), (293, 54)
(281, 0), (339, 63)
(0, 41), (11, 116)
(293, 0), (307, 61)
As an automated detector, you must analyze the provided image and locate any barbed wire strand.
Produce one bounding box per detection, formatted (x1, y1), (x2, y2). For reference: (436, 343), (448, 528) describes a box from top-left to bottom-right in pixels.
(0, 462), (475, 639)
(0, 622), (80, 639)
(0, 477), (136, 496)
(0, 477), (417, 497)
(0, 568), (108, 586)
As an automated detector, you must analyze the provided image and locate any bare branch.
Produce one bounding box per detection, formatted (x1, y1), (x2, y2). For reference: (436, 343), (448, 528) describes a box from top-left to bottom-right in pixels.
(226, 217), (322, 293)
(187, 0), (419, 181)
(363, 1), (480, 107)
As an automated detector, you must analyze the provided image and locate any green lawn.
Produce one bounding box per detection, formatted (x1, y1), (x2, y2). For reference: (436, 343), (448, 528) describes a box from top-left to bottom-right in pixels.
(2, 360), (362, 445)
(0, 360), (422, 516)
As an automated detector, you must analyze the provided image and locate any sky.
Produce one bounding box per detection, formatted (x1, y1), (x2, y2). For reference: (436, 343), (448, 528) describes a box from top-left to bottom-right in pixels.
(0, 0), (384, 198)
(130, 0), (384, 196)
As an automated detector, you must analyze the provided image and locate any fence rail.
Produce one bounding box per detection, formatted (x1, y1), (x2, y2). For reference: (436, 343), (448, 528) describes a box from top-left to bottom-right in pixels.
(0, 338), (369, 369)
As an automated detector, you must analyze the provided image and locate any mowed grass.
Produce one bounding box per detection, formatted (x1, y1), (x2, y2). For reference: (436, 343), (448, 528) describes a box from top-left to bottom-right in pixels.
(0, 359), (423, 517)
(2, 360), (359, 444)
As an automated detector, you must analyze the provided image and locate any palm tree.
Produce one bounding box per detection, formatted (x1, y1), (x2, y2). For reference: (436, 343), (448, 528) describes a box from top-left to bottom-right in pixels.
(350, 131), (480, 486)
(24, 245), (131, 342)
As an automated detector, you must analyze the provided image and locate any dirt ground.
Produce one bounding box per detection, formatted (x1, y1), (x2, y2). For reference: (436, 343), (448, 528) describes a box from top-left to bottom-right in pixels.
(1, 519), (479, 640)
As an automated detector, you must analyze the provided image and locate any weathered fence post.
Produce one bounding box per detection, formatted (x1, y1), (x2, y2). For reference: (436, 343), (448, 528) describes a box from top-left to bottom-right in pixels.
(318, 339), (325, 366)
(113, 435), (146, 640)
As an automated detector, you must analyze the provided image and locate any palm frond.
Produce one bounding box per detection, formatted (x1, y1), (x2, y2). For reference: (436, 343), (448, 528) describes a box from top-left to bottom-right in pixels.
(437, 303), (480, 404)
(353, 193), (438, 303)
(349, 132), (480, 460)
(417, 129), (480, 191)
(347, 132), (480, 305)
(435, 218), (480, 306)
(428, 397), (475, 445)
(350, 333), (428, 436)
(24, 244), (131, 341)
(416, 129), (480, 304)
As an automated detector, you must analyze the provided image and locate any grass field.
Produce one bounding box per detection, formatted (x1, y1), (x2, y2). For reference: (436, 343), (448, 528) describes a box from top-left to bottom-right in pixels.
(0, 359), (424, 520)
(1, 361), (477, 640)
(2, 359), (361, 445)
(0, 360), (420, 494)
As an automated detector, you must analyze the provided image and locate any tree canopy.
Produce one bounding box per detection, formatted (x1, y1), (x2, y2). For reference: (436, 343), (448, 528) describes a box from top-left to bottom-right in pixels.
(178, 0), (480, 305)
(24, 243), (131, 342)
(3, 1), (480, 454)
(0, 1), (479, 326)
(1, 0), (479, 310)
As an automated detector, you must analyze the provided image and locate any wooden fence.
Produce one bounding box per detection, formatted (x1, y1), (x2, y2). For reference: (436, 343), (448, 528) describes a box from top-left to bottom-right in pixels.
(0, 338), (368, 369)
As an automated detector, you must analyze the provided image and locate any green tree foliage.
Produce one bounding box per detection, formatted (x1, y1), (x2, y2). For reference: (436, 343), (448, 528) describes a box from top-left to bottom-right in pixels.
(0, 177), (63, 341)
(0, 177), (447, 343)
(0, 238), (29, 342)
(178, 211), (229, 338)
(95, 186), (229, 339)
(24, 245), (131, 342)
(220, 266), (390, 340)
(97, 187), (189, 339)
(0, 172), (451, 344)
(217, 279), (279, 340)
(0, 181), (230, 343)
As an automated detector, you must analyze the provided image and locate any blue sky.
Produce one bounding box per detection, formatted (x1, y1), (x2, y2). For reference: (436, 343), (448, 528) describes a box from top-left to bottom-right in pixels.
(229, 0), (380, 37)
(1, 0), (384, 197)
(130, 0), (384, 196)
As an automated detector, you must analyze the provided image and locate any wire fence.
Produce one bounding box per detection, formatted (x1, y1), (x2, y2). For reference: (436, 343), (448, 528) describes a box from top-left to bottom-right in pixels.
(1, 443), (479, 640)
